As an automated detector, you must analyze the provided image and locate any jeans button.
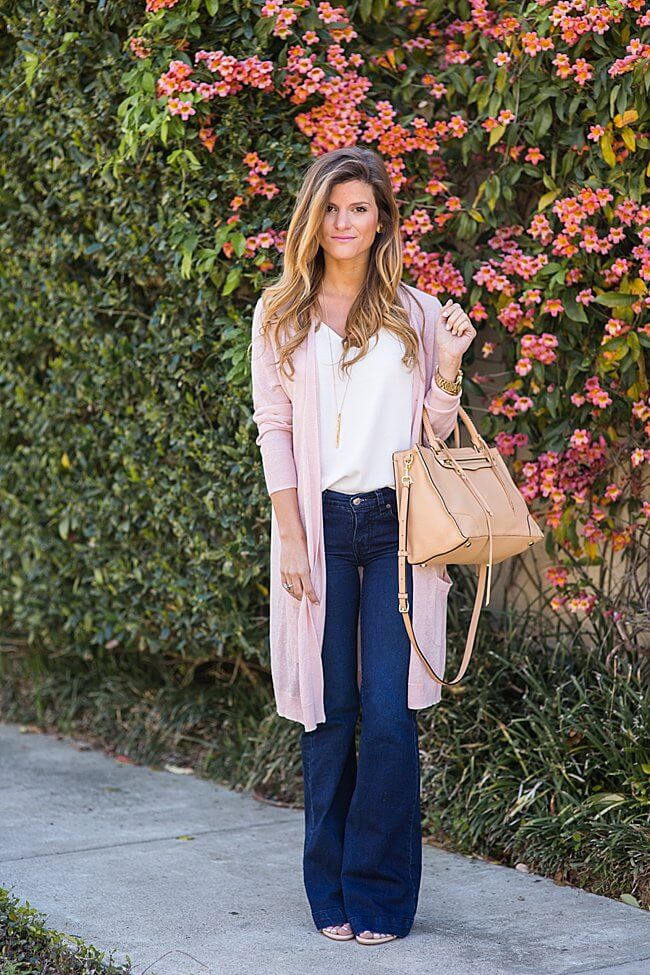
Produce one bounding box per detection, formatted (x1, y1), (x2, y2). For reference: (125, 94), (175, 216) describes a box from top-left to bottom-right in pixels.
(352, 497), (361, 505)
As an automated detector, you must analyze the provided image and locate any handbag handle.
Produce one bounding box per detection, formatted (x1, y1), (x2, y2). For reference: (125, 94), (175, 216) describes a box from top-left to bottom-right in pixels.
(421, 404), (488, 454)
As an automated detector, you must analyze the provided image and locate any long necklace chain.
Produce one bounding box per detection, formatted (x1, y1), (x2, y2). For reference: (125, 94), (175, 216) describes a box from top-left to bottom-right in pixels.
(323, 296), (352, 449)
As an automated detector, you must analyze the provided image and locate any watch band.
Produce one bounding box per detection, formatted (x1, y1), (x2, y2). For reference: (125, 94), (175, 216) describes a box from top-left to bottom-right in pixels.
(435, 363), (463, 395)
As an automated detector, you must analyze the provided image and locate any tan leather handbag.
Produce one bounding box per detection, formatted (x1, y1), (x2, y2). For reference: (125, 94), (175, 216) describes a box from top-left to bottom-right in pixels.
(392, 405), (545, 686)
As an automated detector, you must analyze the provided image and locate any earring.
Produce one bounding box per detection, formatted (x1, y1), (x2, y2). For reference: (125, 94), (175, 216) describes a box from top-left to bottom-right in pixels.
(377, 224), (383, 233)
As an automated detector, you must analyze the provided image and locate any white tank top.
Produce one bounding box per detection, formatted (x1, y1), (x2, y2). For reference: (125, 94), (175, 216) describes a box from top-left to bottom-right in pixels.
(316, 321), (414, 494)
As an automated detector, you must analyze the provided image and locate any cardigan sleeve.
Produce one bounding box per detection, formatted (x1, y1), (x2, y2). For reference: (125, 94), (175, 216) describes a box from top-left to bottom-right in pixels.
(422, 293), (462, 443)
(250, 296), (299, 496)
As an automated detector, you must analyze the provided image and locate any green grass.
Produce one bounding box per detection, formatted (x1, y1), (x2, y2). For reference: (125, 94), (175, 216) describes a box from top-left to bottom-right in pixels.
(0, 887), (134, 975)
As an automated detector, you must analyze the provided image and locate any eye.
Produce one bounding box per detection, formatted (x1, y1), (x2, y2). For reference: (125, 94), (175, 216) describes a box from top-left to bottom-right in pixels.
(326, 205), (369, 212)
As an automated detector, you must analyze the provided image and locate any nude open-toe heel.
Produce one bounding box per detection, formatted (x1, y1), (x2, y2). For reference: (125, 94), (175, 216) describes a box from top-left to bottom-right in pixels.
(320, 922), (354, 941)
(355, 930), (398, 945)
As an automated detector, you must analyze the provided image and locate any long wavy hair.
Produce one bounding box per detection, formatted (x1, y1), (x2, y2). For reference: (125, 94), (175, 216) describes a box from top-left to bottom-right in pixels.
(254, 146), (426, 382)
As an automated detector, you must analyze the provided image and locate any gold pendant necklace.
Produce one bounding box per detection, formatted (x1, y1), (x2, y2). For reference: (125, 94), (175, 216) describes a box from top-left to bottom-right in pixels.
(323, 296), (351, 449)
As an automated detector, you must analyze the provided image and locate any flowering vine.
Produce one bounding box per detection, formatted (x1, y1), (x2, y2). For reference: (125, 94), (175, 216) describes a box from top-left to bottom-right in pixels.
(118, 0), (650, 619)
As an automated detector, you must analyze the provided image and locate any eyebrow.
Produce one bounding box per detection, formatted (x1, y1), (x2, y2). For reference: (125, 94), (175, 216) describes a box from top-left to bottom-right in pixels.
(327, 200), (372, 206)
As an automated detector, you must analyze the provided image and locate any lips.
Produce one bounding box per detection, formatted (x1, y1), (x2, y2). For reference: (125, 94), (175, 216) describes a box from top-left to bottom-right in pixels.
(332, 236), (354, 240)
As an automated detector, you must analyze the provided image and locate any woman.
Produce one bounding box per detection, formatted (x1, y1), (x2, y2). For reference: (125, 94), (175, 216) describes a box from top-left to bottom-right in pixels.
(250, 146), (476, 945)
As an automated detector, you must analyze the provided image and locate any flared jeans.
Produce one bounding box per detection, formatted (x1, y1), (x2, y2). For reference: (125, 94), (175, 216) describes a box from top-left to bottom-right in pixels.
(300, 484), (421, 939)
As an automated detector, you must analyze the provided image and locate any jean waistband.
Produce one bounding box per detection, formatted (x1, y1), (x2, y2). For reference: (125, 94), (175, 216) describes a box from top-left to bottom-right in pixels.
(322, 485), (397, 510)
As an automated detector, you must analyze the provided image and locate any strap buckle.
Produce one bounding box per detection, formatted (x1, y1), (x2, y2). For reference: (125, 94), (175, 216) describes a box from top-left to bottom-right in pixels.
(473, 434), (490, 454)
(430, 435), (447, 452)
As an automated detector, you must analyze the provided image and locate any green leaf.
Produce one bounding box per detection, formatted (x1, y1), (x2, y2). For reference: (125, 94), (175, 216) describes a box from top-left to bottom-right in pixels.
(546, 386), (560, 418)
(626, 332), (641, 361)
(620, 894), (642, 909)
(488, 123), (506, 148)
(183, 149), (202, 171)
(486, 174), (500, 212)
(495, 67), (508, 94)
(533, 101), (553, 141)
(600, 132), (616, 167)
(22, 51), (39, 87)
(477, 84), (491, 114)
(620, 127), (636, 152)
(537, 189), (560, 211)
(214, 225), (232, 253)
(222, 266), (242, 295)
(563, 294), (589, 324)
(231, 232), (247, 258)
(593, 292), (637, 308)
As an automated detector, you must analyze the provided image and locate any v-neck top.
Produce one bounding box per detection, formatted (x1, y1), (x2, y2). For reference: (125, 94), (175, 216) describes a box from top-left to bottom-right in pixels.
(314, 321), (414, 494)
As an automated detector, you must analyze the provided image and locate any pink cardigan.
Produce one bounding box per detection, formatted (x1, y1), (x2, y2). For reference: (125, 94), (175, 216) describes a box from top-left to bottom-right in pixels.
(250, 283), (462, 732)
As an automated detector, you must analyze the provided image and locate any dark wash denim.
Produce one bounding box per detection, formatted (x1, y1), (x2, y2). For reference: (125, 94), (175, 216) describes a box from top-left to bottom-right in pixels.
(300, 484), (420, 939)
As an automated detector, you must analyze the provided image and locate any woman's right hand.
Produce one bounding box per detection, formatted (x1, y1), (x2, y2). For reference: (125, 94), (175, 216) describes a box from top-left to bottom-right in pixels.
(280, 534), (320, 605)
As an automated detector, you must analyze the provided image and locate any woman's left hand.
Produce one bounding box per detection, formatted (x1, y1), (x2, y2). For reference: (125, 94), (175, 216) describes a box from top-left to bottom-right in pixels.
(437, 299), (477, 357)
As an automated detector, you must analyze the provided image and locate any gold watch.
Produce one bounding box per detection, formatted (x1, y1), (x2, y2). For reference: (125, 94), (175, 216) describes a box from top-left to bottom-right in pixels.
(435, 363), (463, 395)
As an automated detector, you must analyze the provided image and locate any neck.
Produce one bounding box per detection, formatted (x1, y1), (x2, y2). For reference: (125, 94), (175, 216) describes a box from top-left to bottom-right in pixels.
(320, 255), (369, 298)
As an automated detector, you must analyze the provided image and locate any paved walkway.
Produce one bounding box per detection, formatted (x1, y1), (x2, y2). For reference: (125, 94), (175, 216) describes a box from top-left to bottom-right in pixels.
(1, 720), (649, 975)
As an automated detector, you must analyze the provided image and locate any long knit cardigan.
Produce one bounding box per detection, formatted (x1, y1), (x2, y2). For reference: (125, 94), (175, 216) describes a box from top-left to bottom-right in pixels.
(250, 282), (462, 732)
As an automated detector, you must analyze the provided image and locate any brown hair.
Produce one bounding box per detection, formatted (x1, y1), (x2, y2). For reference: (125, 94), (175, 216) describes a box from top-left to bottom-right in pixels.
(253, 146), (425, 381)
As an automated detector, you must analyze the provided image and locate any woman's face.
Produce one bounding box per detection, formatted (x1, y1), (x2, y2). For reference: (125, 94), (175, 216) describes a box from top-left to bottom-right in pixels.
(318, 179), (380, 263)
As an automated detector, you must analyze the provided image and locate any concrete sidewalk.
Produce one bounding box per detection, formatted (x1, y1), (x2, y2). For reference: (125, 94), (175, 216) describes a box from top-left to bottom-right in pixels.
(1, 720), (648, 975)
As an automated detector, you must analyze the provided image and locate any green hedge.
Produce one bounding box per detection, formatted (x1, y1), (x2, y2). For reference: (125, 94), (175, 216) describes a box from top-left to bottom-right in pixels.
(0, 1), (270, 673)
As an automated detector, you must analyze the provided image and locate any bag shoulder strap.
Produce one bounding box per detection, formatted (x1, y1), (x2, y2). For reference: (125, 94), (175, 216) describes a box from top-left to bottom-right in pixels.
(396, 467), (487, 686)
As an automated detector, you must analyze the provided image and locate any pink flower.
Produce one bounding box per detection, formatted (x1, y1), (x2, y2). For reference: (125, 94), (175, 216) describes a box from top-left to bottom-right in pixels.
(542, 298), (564, 317)
(587, 124), (606, 141)
(570, 429), (591, 449)
(524, 147), (545, 164)
(167, 97), (195, 120)
(146, 0), (180, 11)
